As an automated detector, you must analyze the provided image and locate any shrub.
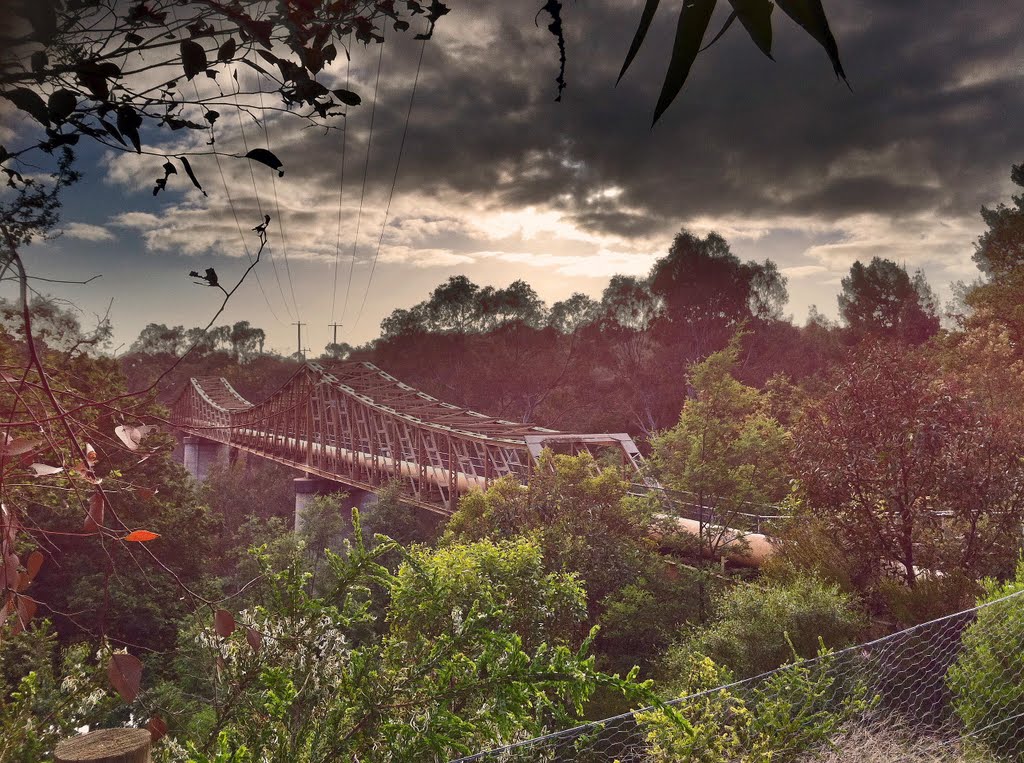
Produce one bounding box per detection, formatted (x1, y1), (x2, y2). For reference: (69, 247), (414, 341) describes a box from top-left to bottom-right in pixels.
(596, 566), (721, 675)
(639, 645), (873, 763)
(946, 560), (1024, 761)
(676, 575), (865, 679)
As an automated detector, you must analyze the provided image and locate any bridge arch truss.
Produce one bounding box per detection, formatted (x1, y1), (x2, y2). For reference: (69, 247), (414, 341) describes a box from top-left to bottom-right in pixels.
(171, 361), (645, 515)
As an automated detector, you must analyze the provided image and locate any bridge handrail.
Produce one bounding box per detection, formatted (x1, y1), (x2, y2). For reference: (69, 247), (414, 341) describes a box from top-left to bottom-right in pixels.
(628, 483), (793, 535)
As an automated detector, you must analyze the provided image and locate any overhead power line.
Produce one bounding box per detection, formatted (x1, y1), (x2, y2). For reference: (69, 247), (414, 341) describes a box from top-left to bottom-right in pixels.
(168, 0), (284, 327)
(352, 36), (427, 331)
(211, 127), (286, 327)
(232, 76), (296, 322)
(330, 34), (353, 328)
(258, 88), (302, 322)
(339, 36), (386, 328)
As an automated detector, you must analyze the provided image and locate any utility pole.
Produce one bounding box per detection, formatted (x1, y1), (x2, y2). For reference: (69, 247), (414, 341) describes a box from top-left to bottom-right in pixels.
(327, 322), (342, 346)
(292, 321), (308, 359)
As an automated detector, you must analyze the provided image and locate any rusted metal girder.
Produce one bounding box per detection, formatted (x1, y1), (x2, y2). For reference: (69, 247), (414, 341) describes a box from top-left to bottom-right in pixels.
(170, 361), (647, 515)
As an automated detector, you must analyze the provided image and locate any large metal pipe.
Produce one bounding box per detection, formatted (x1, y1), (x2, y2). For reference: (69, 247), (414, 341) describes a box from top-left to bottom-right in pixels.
(207, 430), (778, 564)
(234, 429), (495, 492)
(653, 514), (775, 567)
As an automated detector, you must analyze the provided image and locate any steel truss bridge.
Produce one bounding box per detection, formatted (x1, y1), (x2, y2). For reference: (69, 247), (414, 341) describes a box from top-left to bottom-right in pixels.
(170, 361), (648, 515)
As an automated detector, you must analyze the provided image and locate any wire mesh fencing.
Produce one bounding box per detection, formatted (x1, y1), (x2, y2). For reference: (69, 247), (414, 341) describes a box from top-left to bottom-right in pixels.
(451, 587), (1024, 762)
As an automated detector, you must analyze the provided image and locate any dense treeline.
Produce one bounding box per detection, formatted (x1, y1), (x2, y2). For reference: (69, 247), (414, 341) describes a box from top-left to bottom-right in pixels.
(4, 164), (1024, 761)
(363, 239), (948, 437)
(120, 229), (939, 434)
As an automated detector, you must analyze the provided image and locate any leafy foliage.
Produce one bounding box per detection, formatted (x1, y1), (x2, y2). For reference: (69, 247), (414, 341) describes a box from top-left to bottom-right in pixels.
(619, 0), (848, 123)
(947, 561), (1024, 762)
(651, 334), (791, 557)
(793, 341), (1024, 589)
(150, 513), (650, 761)
(639, 645), (872, 762)
(838, 257), (940, 344)
(1, 0), (448, 191)
(0, 628), (115, 763)
(963, 163), (1024, 349)
(650, 231), (788, 348)
(595, 568), (719, 675)
(673, 575), (865, 679)
(445, 451), (659, 615)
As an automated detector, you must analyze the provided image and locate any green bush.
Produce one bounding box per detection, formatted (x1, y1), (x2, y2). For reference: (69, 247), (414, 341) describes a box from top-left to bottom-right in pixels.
(639, 645), (873, 763)
(0, 624), (115, 763)
(947, 561), (1024, 762)
(596, 566), (720, 675)
(879, 574), (981, 626)
(675, 575), (865, 679)
(145, 514), (650, 762)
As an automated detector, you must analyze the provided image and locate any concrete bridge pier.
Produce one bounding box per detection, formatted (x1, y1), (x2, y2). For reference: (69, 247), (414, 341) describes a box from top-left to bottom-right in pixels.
(347, 488), (379, 513)
(183, 436), (230, 482)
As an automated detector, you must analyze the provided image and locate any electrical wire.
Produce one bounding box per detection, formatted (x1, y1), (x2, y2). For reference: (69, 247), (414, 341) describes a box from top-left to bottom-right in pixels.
(232, 74), (296, 321)
(330, 35), (353, 327)
(352, 37), (427, 331)
(339, 36), (385, 328)
(210, 123), (286, 326)
(165, 0), (285, 327)
(257, 88), (301, 322)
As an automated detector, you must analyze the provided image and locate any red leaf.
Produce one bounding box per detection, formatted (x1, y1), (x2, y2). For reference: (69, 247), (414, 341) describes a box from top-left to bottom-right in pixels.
(72, 461), (102, 484)
(245, 626), (262, 652)
(24, 550), (43, 582)
(137, 487), (156, 501)
(108, 653), (143, 703)
(214, 608), (235, 637)
(123, 530), (160, 542)
(16, 550), (43, 591)
(147, 715), (168, 742)
(84, 492), (104, 533)
(12, 594), (37, 635)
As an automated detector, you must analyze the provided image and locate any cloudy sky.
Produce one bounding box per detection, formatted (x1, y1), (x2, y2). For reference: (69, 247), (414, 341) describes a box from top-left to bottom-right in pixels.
(8, 0), (1024, 354)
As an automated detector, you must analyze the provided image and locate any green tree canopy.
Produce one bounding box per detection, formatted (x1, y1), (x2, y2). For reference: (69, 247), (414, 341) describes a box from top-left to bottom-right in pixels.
(445, 451), (658, 615)
(650, 334), (791, 557)
(672, 574), (865, 679)
(150, 520), (646, 761)
(838, 257), (940, 343)
(973, 163), (1024, 277)
(649, 230), (788, 356)
(964, 163), (1024, 349)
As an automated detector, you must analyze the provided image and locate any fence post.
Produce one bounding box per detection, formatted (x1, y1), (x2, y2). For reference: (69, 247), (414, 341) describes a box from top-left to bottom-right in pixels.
(55, 728), (151, 763)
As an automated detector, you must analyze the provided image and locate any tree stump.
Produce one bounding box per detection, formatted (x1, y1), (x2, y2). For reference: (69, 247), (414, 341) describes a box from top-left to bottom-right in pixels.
(55, 728), (151, 763)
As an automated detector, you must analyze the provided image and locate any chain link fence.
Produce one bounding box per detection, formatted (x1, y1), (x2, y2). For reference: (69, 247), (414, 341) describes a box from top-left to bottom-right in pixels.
(451, 587), (1024, 762)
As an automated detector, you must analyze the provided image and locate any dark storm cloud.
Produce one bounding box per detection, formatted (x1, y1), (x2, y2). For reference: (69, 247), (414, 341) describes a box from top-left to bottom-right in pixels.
(308, 0), (1024, 238)
(568, 208), (669, 238)
(788, 176), (944, 217)
(95, 0), (1024, 346)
